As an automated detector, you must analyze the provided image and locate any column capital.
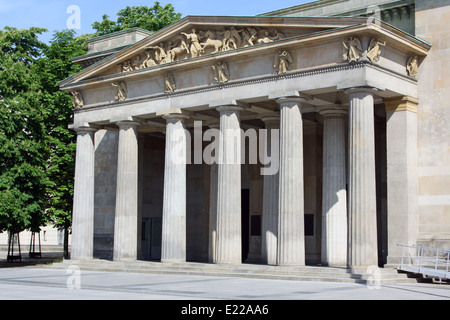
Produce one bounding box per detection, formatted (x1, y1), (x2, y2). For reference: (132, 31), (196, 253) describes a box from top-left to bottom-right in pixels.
(344, 86), (379, 96)
(158, 108), (190, 122)
(261, 116), (280, 123)
(319, 106), (348, 118)
(73, 127), (98, 134)
(384, 96), (419, 113)
(116, 120), (141, 128)
(70, 123), (98, 134)
(276, 94), (312, 106)
(216, 105), (244, 113)
(163, 113), (190, 122)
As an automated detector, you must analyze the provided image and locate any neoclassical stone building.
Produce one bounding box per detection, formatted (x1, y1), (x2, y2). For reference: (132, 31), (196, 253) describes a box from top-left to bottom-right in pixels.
(60, 0), (449, 268)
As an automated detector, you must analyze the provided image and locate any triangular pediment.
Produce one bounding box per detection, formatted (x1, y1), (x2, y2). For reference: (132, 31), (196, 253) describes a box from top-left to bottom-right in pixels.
(60, 15), (376, 88)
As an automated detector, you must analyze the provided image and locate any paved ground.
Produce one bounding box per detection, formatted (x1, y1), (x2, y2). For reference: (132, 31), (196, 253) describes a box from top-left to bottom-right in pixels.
(0, 266), (448, 301)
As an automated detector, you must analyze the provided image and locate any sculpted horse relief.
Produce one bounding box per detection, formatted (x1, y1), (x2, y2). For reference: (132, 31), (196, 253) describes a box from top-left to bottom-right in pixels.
(118, 26), (286, 73)
(199, 30), (223, 53)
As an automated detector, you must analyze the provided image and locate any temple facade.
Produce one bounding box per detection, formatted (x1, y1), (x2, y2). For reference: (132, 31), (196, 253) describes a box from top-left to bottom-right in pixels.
(60, 0), (450, 268)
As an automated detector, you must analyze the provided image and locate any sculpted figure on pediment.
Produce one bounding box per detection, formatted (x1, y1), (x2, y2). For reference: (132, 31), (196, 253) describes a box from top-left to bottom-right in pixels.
(219, 26), (243, 50)
(367, 38), (386, 63)
(212, 61), (230, 84)
(143, 50), (158, 68)
(147, 43), (169, 64)
(122, 60), (133, 72)
(71, 91), (84, 109)
(167, 37), (190, 62)
(132, 55), (141, 70)
(181, 28), (202, 58)
(343, 37), (363, 62)
(112, 81), (127, 101)
(217, 29), (233, 51)
(257, 29), (285, 44)
(257, 31), (273, 44)
(242, 27), (258, 47)
(199, 30), (223, 53)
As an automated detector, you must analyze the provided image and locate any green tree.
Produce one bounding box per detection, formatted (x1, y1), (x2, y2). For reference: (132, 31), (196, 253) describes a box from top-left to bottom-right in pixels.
(92, 1), (182, 35)
(0, 27), (49, 235)
(38, 29), (91, 258)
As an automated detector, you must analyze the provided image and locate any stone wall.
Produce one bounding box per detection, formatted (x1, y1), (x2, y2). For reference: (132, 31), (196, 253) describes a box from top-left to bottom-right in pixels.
(415, 0), (450, 249)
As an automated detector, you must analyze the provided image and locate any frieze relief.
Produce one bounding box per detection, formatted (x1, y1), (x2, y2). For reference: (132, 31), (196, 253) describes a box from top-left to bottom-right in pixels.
(343, 37), (364, 63)
(407, 55), (419, 78)
(212, 61), (230, 84)
(164, 73), (176, 93)
(112, 81), (127, 101)
(274, 50), (293, 74)
(117, 26), (286, 73)
(343, 36), (386, 63)
(71, 91), (84, 109)
(367, 38), (386, 63)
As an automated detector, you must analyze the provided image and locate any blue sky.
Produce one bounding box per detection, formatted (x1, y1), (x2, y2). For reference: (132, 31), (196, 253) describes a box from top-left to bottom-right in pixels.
(0, 0), (310, 43)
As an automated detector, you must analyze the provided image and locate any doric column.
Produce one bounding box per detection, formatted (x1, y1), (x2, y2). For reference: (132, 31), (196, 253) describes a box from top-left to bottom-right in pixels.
(113, 121), (139, 261)
(215, 105), (243, 264)
(384, 96), (419, 266)
(320, 108), (348, 266)
(161, 113), (189, 263)
(208, 123), (220, 264)
(71, 127), (97, 260)
(261, 116), (280, 266)
(277, 97), (305, 266)
(346, 88), (378, 267)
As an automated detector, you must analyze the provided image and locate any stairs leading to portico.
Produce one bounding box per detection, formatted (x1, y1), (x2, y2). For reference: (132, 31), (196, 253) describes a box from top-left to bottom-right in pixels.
(48, 259), (421, 285)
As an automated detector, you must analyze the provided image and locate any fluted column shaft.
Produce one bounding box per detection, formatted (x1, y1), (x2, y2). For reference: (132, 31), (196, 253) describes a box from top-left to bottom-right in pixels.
(71, 127), (96, 260)
(208, 123), (220, 263)
(114, 121), (139, 261)
(215, 106), (243, 264)
(161, 114), (189, 263)
(347, 88), (378, 267)
(261, 117), (280, 266)
(320, 109), (348, 266)
(277, 97), (305, 266)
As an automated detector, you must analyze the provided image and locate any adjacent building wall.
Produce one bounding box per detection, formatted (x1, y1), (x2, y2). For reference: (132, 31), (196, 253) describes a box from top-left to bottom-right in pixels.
(415, 0), (450, 249)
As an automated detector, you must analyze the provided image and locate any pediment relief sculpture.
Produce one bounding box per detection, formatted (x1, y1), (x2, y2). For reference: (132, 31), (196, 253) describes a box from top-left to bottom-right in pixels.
(118, 26), (285, 73)
(274, 50), (293, 74)
(71, 91), (84, 109)
(112, 81), (127, 101)
(407, 55), (419, 78)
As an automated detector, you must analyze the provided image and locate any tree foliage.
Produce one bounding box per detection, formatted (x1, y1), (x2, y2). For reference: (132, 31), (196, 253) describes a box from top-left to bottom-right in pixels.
(0, 27), (49, 233)
(92, 2), (182, 35)
(38, 30), (91, 229)
(0, 2), (181, 255)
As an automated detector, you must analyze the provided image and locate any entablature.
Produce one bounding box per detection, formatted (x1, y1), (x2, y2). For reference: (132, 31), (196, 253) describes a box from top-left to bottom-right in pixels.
(62, 15), (430, 130)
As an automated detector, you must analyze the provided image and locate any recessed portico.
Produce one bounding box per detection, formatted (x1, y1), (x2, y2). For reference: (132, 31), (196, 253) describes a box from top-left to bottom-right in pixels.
(63, 15), (429, 268)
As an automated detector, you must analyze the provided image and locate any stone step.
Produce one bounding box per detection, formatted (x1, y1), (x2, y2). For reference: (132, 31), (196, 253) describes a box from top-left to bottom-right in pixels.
(47, 259), (418, 284)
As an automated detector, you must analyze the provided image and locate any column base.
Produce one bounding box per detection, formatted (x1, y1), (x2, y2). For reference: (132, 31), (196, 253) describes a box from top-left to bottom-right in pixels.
(161, 259), (186, 264)
(113, 257), (137, 263)
(215, 260), (242, 265)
